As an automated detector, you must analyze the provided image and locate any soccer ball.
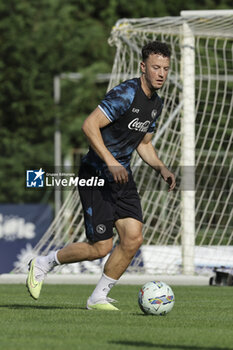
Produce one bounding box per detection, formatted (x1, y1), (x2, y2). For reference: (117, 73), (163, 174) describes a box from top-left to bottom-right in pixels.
(138, 281), (175, 316)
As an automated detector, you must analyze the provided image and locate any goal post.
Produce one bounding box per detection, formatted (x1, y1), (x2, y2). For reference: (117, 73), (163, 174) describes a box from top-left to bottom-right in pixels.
(181, 20), (195, 275)
(12, 10), (233, 278)
(179, 9), (233, 274)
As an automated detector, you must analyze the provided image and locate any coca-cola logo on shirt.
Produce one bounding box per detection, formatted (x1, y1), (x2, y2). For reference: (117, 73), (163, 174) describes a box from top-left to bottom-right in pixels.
(128, 118), (150, 132)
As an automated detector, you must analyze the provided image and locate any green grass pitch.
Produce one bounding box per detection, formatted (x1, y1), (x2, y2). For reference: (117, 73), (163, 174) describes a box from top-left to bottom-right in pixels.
(0, 284), (233, 350)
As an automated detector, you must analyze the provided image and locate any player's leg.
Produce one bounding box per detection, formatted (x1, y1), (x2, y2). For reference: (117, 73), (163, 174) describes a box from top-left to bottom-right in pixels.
(87, 217), (143, 308)
(87, 174), (143, 309)
(109, 217), (143, 276)
(105, 174), (143, 279)
(104, 217), (143, 279)
(57, 239), (113, 264)
(26, 238), (113, 300)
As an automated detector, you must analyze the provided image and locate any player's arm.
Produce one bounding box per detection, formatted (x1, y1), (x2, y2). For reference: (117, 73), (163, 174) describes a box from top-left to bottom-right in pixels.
(136, 133), (176, 191)
(82, 107), (128, 183)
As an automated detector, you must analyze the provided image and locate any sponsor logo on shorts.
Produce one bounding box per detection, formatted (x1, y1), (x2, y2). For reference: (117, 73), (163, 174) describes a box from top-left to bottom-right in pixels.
(96, 224), (106, 234)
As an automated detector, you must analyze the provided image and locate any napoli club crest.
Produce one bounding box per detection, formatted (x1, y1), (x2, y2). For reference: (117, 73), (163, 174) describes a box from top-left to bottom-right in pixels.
(151, 109), (157, 118)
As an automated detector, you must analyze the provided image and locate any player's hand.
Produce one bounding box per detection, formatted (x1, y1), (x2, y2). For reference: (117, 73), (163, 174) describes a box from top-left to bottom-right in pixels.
(160, 167), (176, 192)
(108, 163), (128, 184)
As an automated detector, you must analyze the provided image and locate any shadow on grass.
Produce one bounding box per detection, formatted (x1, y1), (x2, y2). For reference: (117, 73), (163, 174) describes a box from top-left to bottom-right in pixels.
(0, 304), (86, 310)
(131, 313), (154, 317)
(109, 341), (233, 350)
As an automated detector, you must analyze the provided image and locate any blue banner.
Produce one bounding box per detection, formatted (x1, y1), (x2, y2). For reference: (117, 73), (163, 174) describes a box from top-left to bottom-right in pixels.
(0, 204), (52, 273)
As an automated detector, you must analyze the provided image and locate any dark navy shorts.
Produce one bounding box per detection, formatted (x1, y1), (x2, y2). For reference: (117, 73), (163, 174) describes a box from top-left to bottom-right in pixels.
(78, 164), (143, 242)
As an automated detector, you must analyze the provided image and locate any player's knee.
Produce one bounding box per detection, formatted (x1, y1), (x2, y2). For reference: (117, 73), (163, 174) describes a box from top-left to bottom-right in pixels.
(137, 234), (144, 248)
(132, 233), (143, 251)
(121, 232), (143, 255)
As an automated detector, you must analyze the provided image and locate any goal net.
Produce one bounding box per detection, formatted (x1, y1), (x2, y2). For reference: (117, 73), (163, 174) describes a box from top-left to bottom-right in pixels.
(13, 11), (233, 276)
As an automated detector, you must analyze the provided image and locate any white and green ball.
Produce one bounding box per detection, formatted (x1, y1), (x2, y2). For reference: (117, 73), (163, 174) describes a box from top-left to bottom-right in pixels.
(138, 281), (175, 316)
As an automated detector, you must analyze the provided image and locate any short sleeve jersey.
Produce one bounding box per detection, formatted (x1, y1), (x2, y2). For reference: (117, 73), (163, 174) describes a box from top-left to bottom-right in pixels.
(82, 77), (163, 178)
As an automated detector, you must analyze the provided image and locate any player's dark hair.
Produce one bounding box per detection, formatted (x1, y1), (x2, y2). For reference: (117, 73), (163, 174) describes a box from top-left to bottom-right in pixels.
(142, 41), (171, 61)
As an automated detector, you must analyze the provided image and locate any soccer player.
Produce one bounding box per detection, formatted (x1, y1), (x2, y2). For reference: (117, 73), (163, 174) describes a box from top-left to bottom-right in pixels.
(26, 41), (176, 310)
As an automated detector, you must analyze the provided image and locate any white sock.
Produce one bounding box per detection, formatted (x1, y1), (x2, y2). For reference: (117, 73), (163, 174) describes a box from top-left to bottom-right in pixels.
(89, 273), (118, 303)
(34, 250), (60, 282)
